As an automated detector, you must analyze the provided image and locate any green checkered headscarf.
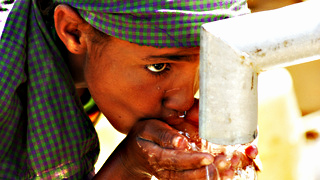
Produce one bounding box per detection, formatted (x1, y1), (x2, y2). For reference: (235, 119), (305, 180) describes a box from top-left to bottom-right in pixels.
(0, 0), (249, 179)
(57, 0), (250, 47)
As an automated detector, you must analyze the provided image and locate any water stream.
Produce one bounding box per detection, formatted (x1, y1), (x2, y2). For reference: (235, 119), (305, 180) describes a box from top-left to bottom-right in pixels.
(181, 131), (258, 180)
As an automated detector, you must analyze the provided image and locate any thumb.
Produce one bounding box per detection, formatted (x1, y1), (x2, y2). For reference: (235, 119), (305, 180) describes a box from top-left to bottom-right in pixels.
(137, 120), (189, 150)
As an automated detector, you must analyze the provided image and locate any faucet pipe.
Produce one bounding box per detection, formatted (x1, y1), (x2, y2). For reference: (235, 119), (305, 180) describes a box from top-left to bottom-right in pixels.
(199, 0), (320, 145)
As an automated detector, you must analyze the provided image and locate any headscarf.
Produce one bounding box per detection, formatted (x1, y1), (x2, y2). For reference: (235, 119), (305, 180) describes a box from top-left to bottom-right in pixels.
(0, 0), (249, 179)
(56, 0), (250, 47)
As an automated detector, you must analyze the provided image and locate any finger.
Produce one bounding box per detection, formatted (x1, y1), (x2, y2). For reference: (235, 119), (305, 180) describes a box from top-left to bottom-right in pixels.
(172, 120), (199, 141)
(245, 145), (258, 160)
(213, 154), (231, 171)
(137, 138), (214, 171)
(219, 169), (235, 180)
(230, 151), (241, 168)
(137, 120), (189, 149)
(155, 164), (219, 180)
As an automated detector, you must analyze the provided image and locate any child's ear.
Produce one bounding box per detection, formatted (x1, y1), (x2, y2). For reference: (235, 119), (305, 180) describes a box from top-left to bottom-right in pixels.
(54, 4), (89, 54)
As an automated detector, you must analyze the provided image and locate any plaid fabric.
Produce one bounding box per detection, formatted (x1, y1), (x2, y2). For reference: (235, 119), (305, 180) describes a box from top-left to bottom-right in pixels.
(0, 0), (249, 179)
(58, 0), (250, 47)
(0, 0), (99, 179)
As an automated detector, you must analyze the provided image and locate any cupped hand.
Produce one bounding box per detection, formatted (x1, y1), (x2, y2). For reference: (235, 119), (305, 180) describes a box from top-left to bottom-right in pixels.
(96, 98), (259, 180)
(170, 98), (260, 180)
(117, 119), (219, 180)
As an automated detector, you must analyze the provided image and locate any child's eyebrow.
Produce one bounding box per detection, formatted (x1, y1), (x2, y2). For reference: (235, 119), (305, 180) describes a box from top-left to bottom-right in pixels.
(144, 54), (199, 62)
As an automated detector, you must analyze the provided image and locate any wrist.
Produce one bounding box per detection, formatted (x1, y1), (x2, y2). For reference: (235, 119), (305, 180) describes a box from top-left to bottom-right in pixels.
(119, 152), (152, 180)
(94, 141), (151, 180)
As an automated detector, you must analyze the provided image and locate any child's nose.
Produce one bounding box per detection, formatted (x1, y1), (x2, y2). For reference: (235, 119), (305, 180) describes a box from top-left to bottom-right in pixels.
(163, 82), (196, 113)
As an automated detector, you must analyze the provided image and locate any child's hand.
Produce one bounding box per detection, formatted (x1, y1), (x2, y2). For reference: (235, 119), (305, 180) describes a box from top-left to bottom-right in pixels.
(171, 98), (260, 180)
(96, 98), (259, 180)
(118, 119), (218, 179)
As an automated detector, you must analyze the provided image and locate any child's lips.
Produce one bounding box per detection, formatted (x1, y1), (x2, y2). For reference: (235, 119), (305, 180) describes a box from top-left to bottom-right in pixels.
(161, 111), (186, 126)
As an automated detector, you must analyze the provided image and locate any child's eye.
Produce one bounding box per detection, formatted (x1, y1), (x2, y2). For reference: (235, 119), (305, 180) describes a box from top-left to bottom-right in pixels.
(146, 63), (168, 73)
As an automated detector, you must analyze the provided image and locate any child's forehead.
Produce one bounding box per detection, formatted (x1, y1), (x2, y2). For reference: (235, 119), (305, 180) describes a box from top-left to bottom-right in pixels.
(54, 0), (250, 48)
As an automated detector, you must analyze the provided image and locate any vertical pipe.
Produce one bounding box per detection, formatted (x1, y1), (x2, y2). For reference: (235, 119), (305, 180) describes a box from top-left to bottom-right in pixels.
(199, 0), (320, 145)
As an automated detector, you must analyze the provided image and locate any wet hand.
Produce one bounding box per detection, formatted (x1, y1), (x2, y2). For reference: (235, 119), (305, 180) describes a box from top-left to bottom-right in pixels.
(169, 98), (260, 179)
(118, 119), (219, 180)
(173, 119), (259, 180)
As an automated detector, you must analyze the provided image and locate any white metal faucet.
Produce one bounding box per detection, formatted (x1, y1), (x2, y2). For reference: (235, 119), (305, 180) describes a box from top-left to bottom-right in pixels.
(199, 0), (320, 145)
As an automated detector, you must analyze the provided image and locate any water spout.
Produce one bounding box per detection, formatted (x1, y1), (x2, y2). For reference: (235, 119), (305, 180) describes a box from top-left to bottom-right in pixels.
(199, 0), (320, 145)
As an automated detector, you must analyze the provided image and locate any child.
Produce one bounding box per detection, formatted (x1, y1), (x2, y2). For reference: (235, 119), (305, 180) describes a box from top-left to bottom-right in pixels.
(0, 0), (256, 179)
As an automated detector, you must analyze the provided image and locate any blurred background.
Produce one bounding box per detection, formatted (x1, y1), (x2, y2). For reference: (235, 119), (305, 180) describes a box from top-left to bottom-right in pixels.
(249, 1), (320, 180)
(1, 0), (319, 179)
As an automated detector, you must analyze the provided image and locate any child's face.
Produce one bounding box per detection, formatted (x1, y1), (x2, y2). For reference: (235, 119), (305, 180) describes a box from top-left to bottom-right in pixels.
(84, 36), (200, 134)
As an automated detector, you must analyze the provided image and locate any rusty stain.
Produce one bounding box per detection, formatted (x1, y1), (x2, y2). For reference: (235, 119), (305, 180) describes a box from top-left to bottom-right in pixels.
(254, 48), (266, 57)
(305, 130), (319, 140)
(272, 43), (281, 51)
(240, 55), (246, 65)
(251, 72), (254, 90)
(249, 62), (254, 68)
(255, 48), (262, 53)
(283, 40), (293, 47)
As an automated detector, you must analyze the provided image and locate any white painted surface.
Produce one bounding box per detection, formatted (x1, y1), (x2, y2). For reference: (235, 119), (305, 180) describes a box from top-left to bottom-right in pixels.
(199, 0), (320, 145)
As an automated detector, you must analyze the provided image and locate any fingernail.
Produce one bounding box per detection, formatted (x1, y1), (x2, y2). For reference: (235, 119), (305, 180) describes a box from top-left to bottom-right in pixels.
(245, 145), (258, 159)
(201, 158), (213, 166)
(173, 137), (183, 147)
